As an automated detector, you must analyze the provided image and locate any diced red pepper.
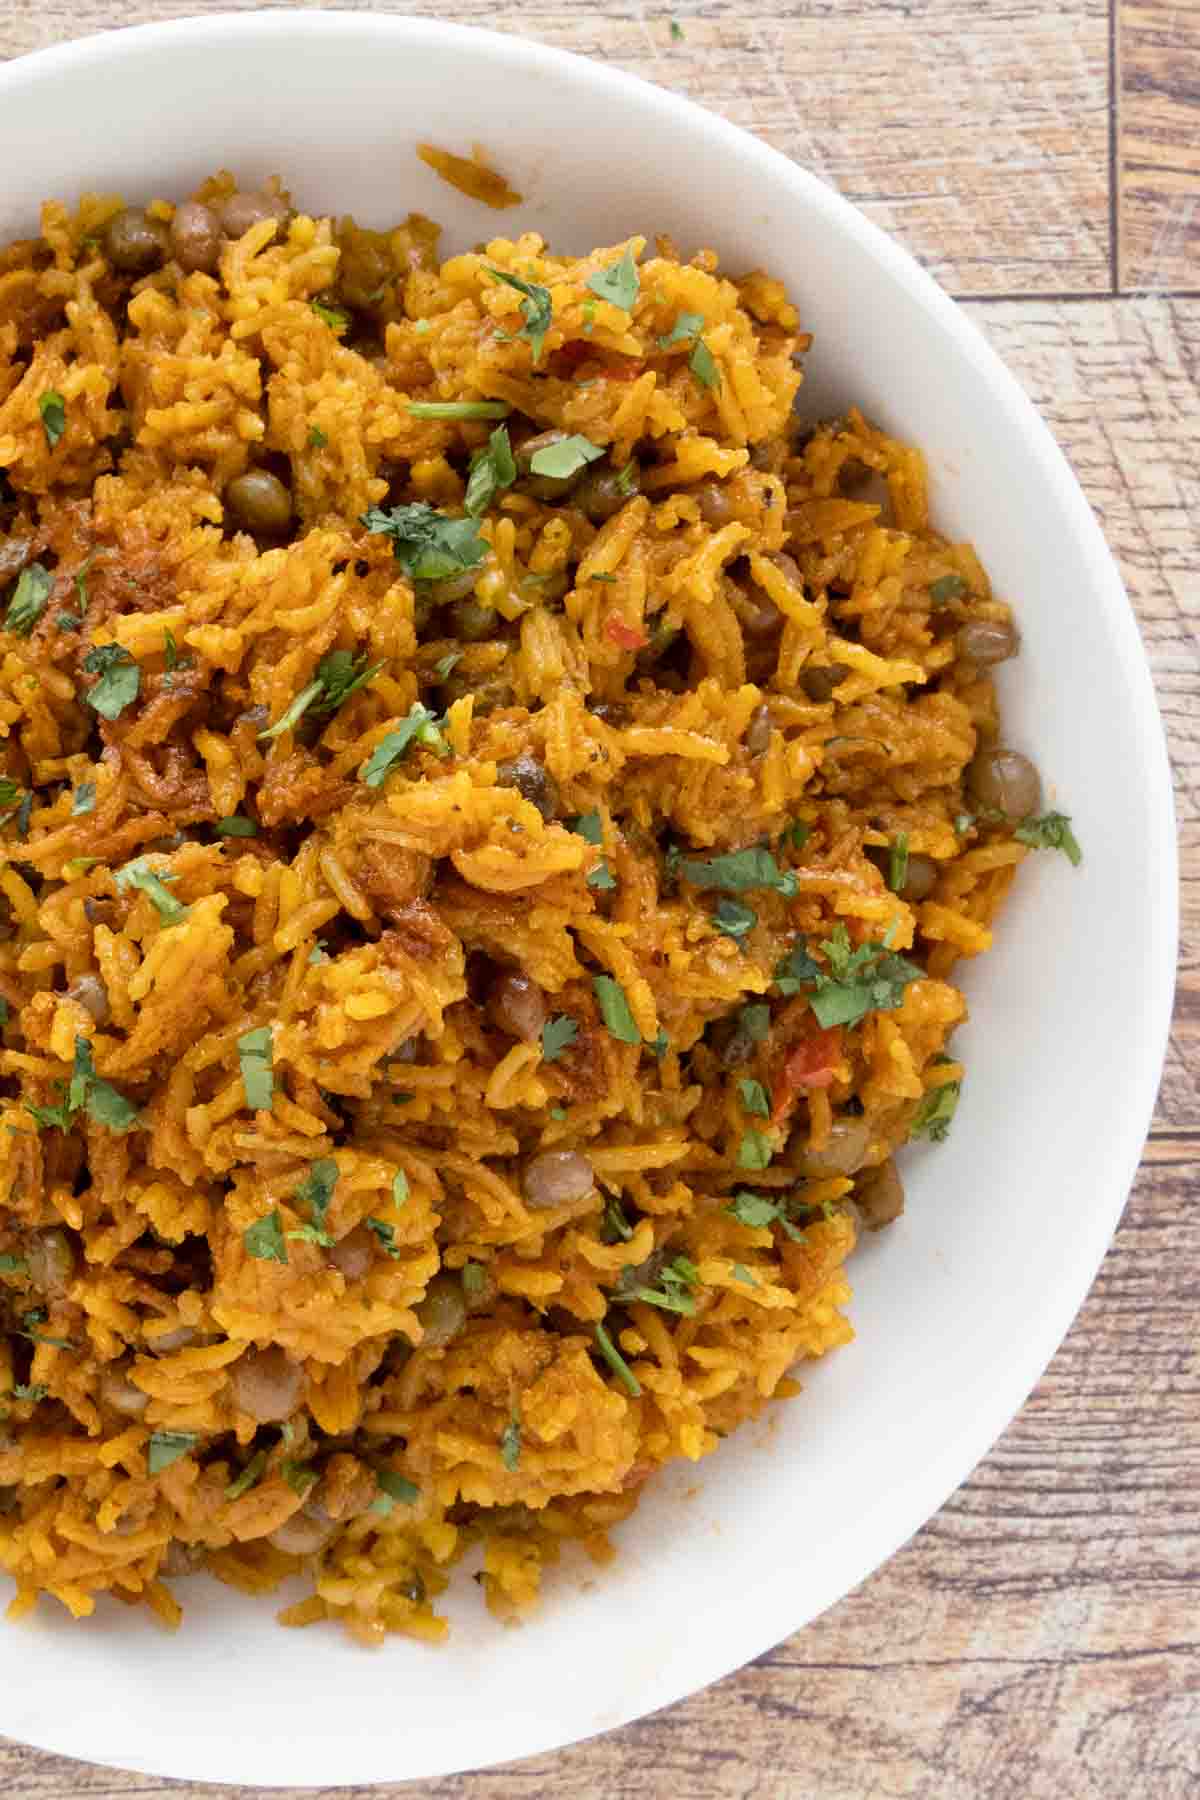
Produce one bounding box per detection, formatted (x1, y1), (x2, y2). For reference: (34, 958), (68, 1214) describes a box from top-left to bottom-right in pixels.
(770, 1026), (843, 1122)
(604, 613), (648, 651)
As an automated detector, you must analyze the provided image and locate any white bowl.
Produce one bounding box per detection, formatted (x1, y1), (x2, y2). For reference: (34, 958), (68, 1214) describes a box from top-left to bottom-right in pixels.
(0, 11), (1177, 1787)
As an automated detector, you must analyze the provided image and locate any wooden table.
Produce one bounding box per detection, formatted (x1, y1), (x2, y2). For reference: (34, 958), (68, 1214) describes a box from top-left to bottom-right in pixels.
(1, 2), (1196, 1795)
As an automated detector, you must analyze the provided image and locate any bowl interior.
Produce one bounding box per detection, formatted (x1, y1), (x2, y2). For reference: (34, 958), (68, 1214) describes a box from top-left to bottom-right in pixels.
(0, 12), (1177, 1787)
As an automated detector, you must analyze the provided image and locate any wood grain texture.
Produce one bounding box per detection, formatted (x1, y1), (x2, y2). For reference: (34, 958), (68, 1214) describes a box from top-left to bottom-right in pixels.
(0, 2), (1197, 1795)
(1120, 0), (1200, 292)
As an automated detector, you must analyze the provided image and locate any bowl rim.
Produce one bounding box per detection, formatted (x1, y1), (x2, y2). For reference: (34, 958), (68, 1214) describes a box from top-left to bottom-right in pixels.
(0, 8), (1179, 1786)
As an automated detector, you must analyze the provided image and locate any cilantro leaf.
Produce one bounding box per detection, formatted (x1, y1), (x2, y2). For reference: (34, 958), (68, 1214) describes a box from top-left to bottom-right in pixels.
(737, 1078), (770, 1117)
(12, 1382), (47, 1402)
(594, 1321), (641, 1396)
(740, 1003), (771, 1041)
(1014, 811), (1082, 866)
(675, 846), (797, 896)
(259, 649), (383, 741)
(215, 815), (257, 837)
(737, 1129), (773, 1171)
(587, 858), (617, 891)
(619, 1253), (700, 1316)
(929, 574), (966, 605)
(712, 897), (756, 938)
(464, 423), (517, 516)
(0, 1253), (27, 1274)
(529, 435), (604, 481)
(287, 1158), (338, 1247)
(147, 1431), (196, 1475)
(773, 942), (822, 994)
(910, 1078), (962, 1143)
(359, 703), (448, 787)
(486, 267), (553, 363)
(601, 1196), (634, 1243)
(114, 857), (189, 926)
(281, 1460), (318, 1495)
(726, 1189), (805, 1242)
(732, 1263), (757, 1285)
(225, 1447), (270, 1500)
(407, 399), (510, 420)
(72, 783), (95, 816)
(781, 818), (811, 852)
(372, 1468), (420, 1512)
(0, 777), (24, 814)
(243, 1209), (287, 1263)
(570, 810), (604, 845)
(311, 297), (350, 332)
(500, 1409), (522, 1471)
(308, 425), (328, 449)
(71, 1038), (140, 1133)
(689, 339), (720, 389)
(362, 501), (488, 584)
(670, 18), (685, 40)
(38, 390), (66, 448)
(5, 563), (52, 636)
(237, 1025), (274, 1112)
(462, 1261), (487, 1294)
(592, 974), (640, 1044)
(888, 833), (909, 894)
(82, 643), (140, 719)
(658, 312), (705, 349)
(541, 1015), (578, 1062)
(586, 246), (640, 311)
(365, 1216), (402, 1259)
(808, 925), (924, 1030)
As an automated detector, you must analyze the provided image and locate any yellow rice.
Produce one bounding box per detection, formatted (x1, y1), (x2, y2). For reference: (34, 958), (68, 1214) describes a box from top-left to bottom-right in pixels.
(0, 172), (1038, 1644)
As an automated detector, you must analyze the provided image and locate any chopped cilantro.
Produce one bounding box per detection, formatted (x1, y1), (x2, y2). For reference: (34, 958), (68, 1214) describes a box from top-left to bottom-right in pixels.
(737, 1128), (773, 1171)
(462, 1261), (486, 1295)
(74, 554), (94, 611)
(486, 267), (553, 363)
(888, 833), (910, 894)
(82, 643), (140, 719)
(433, 650), (463, 680)
(929, 574), (966, 605)
(594, 1321), (641, 1396)
(359, 703), (448, 787)
(281, 1460), (318, 1494)
(407, 399), (510, 420)
(529, 435), (604, 481)
(689, 338), (720, 389)
(115, 857), (189, 926)
(237, 1025), (274, 1112)
(393, 1170), (410, 1207)
(712, 897), (756, 939)
(549, 1105), (568, 1122)
(620, 1253), (700, 1316)
(541, 1014), (578, 1062)
(243, 1208), (286, 1263)
(570, 810), (603, 845)
(500, 1409), (522, 1471)
(586, 246), (640, 312)
(726, 1189), (805, 1242)
(365, 1216), (402, 1258)
(648, 1028), (670, 1059)
(674, 845), (797, 896)
(658, 311), (705, 349)
(5, 564), (52, 636)
(587, 858), (617, 891)
(71, 783), (96, 816)
(740, 1002), (771, 1041)
(592, 974), (640, 1044)
(38, 390), (66, 448)
(56, 611), (82, 631)
(808, 923), (923, 1030)
(0, 1253), (26, 1273)
(614, 461), (637, 497)
(215, 815), (257, 837)
(260, 649), (383, 741)
(737, 1078), (770, 1118)
(12, 1382), (47, 1401)
(147, 1431), (196, 1475)
(362, 500), (488, 583)
(70, 1037), (140, 1133)
(732, 1263), (757, 1285)
(372, 1468), (420, 1512)
(225, 1447), (270, 1500)
(910, 1078), (961, 1143)
(285, 1158), (338, 1248)
(1014, 811), (1082, 866)
(782, 818), (811, 852)
(308, 425), (328, 449)
(15, 792), (31, 837)
(311, 297), (350, 331)
(669, 17), (685, 39)
(773, 942), (822, 994)
(0, 777), (24, 814)
(464, 423), (517, 516)
(601, 1196), (634, 1243)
